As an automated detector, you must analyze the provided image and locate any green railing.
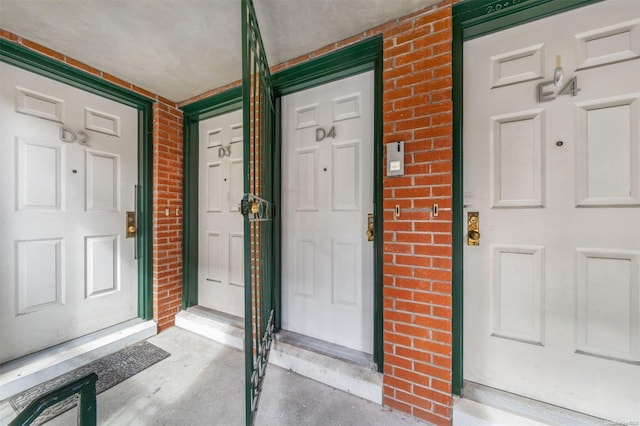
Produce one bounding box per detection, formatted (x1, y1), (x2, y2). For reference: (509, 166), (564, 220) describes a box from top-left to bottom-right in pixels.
(9, 373), (98, 426)
(241, 0), (276, 424)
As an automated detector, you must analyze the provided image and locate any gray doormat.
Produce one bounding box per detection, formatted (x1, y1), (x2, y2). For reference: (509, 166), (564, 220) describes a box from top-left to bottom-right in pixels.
(9, 341), (170, 425)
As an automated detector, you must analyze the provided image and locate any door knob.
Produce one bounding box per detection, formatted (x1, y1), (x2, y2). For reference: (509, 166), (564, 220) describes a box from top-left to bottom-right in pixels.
(366, 213), (374, 242)
(467, 212), (480, 246)
(126, 211), (137, 238)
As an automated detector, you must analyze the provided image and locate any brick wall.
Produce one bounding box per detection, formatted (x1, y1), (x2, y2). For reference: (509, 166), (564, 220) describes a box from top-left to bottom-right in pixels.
(0, 30), (185, 332)
(380, 3), (453, 424)
(153, 102), (184, 330)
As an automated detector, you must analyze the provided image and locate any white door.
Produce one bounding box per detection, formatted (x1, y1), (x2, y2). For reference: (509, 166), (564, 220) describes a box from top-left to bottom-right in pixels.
(282, 71), (374, 353)
(198, 110), (244, 317)
(0, 62), (138, 363)
(463, 0), (640, 420)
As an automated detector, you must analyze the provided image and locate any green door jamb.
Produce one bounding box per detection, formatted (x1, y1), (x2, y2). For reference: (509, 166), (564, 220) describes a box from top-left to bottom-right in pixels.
(451, 0), (605, 396)
(0, 39), (154, 320)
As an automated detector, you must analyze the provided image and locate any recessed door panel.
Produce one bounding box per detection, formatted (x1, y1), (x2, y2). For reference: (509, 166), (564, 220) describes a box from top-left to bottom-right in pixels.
(296, 149), (319, 211)
(332, 240), (359, 306)
(576, 249), (640, 362)
(575, 18), (640, 69)
(16, 238), (64, 314)
(491, 245), (544, 345)
(296, 240), (316, 297)
(332, 141), (360, 211)
(85, 235), (119, 297)
(206, 232), (222, 283)
(16, 87), (64, 123)
(491, 110), (544, 207)
(228, 233), (244, 287)
(84, 107), (120, 136)
(86, 151), (119, 211)
(575, 95), (639, 206)
(207, 162), (223, 212)
(490, 44), (544, 87)
(17, 138), (62, 210)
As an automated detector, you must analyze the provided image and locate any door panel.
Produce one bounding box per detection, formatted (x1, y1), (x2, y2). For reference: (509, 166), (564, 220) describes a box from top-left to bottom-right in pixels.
(198, 109), (244, 317)
(0, 62), (138, 363)
(463, 0), (640, 420)
(282, 71), (374, 353)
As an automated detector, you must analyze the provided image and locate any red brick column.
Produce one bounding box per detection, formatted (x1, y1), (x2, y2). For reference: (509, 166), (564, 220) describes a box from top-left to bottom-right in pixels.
(152, 102), (184, 330)
(381, 3), (454, 424)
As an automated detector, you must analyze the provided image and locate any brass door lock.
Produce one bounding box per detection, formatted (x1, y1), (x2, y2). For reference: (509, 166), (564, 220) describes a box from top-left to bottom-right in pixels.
(126, 211), (137, 238)
(467, 212), (480, 246)
(366, 213), (374, 242)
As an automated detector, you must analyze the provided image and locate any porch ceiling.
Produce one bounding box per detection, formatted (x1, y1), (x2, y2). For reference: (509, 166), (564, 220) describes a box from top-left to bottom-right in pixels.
(0, 0), (440, 102)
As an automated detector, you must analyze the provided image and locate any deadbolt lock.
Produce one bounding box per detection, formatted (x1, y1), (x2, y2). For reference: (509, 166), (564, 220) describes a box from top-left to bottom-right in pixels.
(126, 211), (137, 238)
(366, 213), (374, 242)
(467, 212), (480, 246)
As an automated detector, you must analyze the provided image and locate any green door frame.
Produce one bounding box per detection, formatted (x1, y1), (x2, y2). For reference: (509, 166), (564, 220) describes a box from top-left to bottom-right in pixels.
(451, 0), (605, 395)
(181, 36), (385, 370)
(0, 39), (154, 320)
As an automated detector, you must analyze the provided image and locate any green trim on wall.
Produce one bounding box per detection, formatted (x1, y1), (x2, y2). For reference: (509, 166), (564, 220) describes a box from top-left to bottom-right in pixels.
(454, 0), (605, 40)
(451, 12), (465, 396)
(272, 36), (385, 370)
(0, 39), (154, 320)
(180, 89), (243, 309)
(181, 86), (242, 122)
(181, 115), (199, 308)
(137, 106), (154, 320)
(272, 36), (382, 96)
(451, 0), (605, 396)
(273, 97), (283, 330)
(0, 40), (153, 107)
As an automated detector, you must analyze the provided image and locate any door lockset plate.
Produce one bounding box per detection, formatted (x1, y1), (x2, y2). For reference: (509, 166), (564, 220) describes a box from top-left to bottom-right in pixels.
(467, 212), (480, 246)
(126, 211), (137, 238)
(366, 213), (374, 242)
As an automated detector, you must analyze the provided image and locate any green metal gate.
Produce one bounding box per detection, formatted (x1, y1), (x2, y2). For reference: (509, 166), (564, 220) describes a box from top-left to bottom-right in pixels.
(240, 0), (276, 424)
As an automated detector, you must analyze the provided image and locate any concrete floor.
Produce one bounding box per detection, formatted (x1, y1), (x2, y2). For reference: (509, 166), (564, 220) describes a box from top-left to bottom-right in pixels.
(13, 327), (426, 426)
(1, 327), (552, 426)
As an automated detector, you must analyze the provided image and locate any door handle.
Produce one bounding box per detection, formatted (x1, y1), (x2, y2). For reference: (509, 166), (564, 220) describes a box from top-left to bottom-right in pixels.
(467, 212), (480, 246)
(126, 211), (137, 238)
(126, 187), (139, 258)
(366, 213), (374, 242)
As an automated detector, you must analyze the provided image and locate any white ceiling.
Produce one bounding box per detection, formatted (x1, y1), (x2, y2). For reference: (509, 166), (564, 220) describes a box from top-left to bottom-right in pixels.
(0, 0), (440, 102)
